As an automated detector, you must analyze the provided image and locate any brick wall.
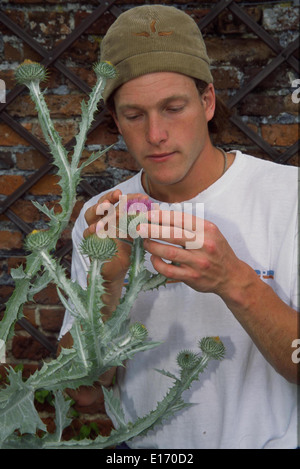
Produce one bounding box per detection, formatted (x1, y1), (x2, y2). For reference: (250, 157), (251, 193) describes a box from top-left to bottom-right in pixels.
(0, 0), (299, 440)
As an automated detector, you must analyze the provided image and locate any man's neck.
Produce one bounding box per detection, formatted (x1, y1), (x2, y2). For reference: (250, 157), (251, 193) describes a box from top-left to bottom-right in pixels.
(143, 147), (232, 203)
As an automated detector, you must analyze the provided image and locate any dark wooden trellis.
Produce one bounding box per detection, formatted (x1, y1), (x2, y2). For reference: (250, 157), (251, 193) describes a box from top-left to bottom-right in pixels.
(0, 0), (299, 356)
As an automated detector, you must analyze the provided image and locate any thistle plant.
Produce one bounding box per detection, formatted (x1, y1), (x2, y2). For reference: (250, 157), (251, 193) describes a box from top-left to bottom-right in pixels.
(0, 61), (225, 449)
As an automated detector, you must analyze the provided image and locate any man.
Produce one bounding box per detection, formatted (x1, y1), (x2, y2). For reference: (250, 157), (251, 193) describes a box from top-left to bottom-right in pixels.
(59, 5), (298, 449)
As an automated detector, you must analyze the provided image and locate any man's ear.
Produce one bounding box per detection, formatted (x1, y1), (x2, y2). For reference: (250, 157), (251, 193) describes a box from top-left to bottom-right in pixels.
(201, 83), (216, 123)
(111, 109), (122, 135)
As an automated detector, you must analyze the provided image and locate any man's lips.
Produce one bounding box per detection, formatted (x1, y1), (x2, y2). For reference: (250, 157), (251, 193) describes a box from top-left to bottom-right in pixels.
(146, 152), (176, 161)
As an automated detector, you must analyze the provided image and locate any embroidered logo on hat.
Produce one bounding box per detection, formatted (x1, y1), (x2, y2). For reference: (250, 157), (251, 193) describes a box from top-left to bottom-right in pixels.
(132, 19), (173, 38)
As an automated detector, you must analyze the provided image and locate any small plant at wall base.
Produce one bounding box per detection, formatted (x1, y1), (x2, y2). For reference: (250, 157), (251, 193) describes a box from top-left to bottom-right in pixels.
(0, 61), (225, 449)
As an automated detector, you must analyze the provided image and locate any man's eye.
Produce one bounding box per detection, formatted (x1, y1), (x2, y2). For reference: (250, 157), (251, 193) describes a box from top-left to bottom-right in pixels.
(167, 106), (184, 113)
(125, 114), (142, 121)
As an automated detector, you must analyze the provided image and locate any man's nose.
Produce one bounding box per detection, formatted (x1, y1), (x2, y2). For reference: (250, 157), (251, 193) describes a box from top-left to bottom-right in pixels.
(146, 115), (168, 146)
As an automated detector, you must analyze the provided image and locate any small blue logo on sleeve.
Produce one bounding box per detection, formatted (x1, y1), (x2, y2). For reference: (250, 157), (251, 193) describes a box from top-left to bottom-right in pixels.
(255, 269), (274, 279)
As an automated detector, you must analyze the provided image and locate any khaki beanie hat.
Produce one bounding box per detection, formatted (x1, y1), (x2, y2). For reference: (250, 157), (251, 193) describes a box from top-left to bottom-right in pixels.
(100, 5), (213, 103)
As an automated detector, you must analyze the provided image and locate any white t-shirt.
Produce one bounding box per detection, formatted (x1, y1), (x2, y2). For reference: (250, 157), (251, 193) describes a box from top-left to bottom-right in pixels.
(60, 151), (299, 449)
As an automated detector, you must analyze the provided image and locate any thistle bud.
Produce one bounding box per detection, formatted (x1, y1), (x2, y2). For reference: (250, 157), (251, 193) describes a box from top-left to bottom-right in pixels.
(176, 350), (199, 370)
(15, 60), (48, 86)
(80, 235), (117, 261)
(25, 229), (52, 251)
(93, 61), (117, 80)
(130, 322), (148, 341)
(199, 336), (225, 360)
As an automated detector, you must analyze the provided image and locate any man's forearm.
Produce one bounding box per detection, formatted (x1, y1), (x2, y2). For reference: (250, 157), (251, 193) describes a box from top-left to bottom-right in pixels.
(222, 260), (298, 384)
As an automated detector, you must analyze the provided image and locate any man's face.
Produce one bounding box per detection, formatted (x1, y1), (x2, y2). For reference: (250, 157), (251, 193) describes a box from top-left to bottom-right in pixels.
(113, 72), (215, 199)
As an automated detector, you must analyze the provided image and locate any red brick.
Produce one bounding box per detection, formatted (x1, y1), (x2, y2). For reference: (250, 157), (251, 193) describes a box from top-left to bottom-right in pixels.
(68, 67), (97, 90)
(40, 66), (64, 91)
(8, 94), (84, 119)
(32, 120), (78, 145)
(33, 283), (60, 305)
(74, 11), (115, 35)
(16, 149), (46, 170)
(212, 67), (241, 90)
(86, 125), (119, 146)
(0, 10), (25, 34)
(0, 175), (25, 195)
(238, 94), (298, 117)
(7, 256), (26, 270)
(215, 122), (258, 146)
(70, 200), (85, 224)
(7, 95), (36, 117)
(40, 417), (56, 435)
(0, 230), (23, 250)
(4, 42), (23, 63)
(40, 307), (64, 332)
(29, 174), (62, 196)
(108, 150), (141, 171)
(65, 38), (99, 64)
(35, 398), (56, 415)
(0, 123), (32, 146)
(12, 335), (54, 360)
(261, 124), (298, 146)
(0, 69), (15, 91)
(0, 285), (14, 304)
(0, 199), (41, 224)
(206, 38), (275, 65)
(80, 150), (107, 175)
(0, 152), (14, 170)
(15, 306), (37, 330)
(216, 7), (261, 35)
(47, 94), (84, 118)
(22, 44), (43, 64)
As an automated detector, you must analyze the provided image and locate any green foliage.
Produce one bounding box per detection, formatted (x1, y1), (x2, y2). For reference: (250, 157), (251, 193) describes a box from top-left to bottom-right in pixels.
(0, 61), (225, 449)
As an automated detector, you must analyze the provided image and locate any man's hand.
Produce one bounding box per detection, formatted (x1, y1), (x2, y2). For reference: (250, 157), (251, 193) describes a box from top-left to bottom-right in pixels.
(84, 189), (151, 316)
(84, 189), (129, 281)
(84, 190), (152, 280)
(138, 209), (242, 299)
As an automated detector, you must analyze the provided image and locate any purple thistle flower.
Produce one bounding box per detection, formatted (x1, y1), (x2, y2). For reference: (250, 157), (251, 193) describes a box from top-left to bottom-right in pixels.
(126, 198), (153, 215)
